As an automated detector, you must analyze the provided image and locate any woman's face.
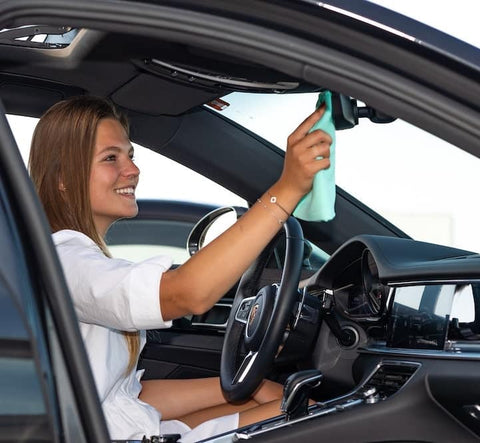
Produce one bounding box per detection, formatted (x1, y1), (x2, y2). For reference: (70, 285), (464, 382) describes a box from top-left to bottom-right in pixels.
(89, 118), (140, 236)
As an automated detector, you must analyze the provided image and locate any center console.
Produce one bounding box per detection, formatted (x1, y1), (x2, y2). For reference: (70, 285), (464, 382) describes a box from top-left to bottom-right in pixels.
(203, 360), (420, 442)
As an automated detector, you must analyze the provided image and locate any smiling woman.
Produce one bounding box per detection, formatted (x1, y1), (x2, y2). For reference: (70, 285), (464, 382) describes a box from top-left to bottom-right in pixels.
(28, 97), (133, 254)
(25, 94), (333, 440)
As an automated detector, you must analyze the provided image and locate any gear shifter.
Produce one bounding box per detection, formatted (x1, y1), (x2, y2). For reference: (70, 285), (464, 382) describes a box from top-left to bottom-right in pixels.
(281, 369), (323, 421)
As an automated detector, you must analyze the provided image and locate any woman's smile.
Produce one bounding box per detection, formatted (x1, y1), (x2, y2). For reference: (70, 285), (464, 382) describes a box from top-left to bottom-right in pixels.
(115, 186), (136, 198)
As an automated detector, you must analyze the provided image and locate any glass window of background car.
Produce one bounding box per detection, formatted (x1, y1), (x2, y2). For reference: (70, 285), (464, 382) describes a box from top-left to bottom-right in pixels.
(452, 284), (475, 323)
(214, 92), (480, 253)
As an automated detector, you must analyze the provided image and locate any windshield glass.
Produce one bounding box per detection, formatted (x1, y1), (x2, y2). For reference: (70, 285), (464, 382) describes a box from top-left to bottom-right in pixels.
(213, 92), (480, 253)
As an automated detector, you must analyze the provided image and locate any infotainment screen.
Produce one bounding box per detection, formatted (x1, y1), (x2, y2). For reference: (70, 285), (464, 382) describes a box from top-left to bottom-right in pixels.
(386, 285), (455, 350)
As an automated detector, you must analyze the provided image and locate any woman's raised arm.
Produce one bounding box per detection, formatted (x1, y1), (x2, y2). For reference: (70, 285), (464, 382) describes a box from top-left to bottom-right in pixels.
(160, 106), (332, 321)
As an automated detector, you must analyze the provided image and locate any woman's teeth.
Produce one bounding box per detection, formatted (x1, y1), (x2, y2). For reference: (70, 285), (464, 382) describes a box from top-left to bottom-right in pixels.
(115, 187), (134, 195)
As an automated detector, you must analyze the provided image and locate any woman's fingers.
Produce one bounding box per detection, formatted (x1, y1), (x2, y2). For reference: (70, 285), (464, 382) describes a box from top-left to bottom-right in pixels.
(287, 128), (332, 164)
(304, 142), (331, 161)
(288, 130), (332, 175)
(297, 144), (331, 176)
(293, 128), (332, 152)
(287, 104), (326, 146)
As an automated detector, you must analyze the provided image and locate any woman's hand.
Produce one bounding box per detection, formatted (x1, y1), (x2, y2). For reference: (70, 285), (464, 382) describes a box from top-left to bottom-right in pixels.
(272, 105), (332, 207)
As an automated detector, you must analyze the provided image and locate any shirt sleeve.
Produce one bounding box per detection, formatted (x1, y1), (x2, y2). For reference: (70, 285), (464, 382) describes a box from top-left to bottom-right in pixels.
(54, 231), (173, 330)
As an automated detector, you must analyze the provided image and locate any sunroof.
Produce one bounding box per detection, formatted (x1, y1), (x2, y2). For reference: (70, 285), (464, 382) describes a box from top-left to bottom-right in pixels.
(0, 25), (78, 48)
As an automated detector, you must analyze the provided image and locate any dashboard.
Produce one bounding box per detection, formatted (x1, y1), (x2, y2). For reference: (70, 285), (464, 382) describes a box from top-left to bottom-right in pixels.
(241, 234), (480, 441)
(188, 207), (480, 356)
(304, 235), (480, 352)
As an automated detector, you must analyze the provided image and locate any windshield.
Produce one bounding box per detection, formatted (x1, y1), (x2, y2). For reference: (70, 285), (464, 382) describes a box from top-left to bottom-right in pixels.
(214, 92), (480, 253)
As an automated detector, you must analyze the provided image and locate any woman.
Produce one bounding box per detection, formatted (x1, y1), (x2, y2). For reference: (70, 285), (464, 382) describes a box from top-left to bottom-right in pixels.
(28, 96), (331, 441)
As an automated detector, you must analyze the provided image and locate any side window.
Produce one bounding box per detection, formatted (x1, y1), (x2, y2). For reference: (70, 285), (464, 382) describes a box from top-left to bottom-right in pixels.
(8, 114), (247, 264)
(0, 184), (53, 439)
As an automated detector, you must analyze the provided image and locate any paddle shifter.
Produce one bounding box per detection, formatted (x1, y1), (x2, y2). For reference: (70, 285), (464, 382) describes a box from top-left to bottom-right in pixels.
(281, 369), (323, 420)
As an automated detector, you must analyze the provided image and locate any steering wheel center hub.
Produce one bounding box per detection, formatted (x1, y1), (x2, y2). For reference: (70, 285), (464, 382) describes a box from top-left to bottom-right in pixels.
(245, 285), (276, 351)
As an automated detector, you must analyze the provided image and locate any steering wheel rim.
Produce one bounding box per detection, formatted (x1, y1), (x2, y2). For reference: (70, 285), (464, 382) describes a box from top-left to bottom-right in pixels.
(220, 216), (304, 402)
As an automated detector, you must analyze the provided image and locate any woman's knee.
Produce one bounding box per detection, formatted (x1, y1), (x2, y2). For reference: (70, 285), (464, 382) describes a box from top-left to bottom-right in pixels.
(252, 379), (283, 404)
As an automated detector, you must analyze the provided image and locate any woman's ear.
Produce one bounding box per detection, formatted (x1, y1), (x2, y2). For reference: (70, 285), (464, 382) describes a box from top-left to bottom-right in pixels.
(59, 179), (67, 192)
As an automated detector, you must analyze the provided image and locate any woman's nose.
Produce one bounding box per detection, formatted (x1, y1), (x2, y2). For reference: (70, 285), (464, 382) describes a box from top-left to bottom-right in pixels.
(122, 157), (140, 177)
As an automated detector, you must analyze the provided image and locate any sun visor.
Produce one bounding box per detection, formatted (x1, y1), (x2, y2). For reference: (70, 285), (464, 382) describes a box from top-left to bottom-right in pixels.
(111, 73), (220, 116)
(0, 75), (85, 117)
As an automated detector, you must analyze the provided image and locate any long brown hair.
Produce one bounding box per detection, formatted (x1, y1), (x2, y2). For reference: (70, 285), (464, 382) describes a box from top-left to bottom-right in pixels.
(29, 96), (139, 372)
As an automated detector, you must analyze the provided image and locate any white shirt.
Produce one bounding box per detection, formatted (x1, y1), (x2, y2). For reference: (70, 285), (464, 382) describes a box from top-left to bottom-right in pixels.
(54, 229), (173, 439)
(54, 229), (239, 441)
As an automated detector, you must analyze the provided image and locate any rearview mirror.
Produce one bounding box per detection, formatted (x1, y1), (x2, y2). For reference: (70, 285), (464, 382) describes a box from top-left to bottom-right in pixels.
(331, 92), (396, 130)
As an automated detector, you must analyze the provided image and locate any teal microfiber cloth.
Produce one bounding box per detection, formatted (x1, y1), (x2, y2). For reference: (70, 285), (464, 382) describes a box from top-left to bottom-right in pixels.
(293, 90), (336, 222)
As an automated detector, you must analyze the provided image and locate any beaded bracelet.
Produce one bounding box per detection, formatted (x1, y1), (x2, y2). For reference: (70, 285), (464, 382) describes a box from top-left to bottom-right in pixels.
(266, 191), (290, 217)
(257, 198), (286, 225)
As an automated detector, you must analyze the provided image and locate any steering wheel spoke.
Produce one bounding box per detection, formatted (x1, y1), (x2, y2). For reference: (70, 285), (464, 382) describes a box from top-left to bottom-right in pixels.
(232, 351), (258, 384)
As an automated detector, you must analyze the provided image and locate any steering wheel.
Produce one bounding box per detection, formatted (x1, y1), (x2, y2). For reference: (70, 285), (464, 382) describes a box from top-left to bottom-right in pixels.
(220, 216), (304, 402)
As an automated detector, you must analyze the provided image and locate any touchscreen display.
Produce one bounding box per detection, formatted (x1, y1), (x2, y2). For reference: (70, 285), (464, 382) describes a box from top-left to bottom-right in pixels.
(387, 285), (455, 350)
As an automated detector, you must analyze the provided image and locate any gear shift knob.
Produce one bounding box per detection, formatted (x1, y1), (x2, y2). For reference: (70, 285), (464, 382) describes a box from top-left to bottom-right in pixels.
(281, 369), (323, 420)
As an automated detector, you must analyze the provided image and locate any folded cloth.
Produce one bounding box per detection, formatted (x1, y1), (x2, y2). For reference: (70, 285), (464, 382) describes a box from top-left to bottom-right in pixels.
(293, 90), (336, 222)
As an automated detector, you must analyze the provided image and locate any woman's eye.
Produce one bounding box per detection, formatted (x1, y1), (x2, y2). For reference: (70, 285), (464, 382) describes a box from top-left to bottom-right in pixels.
(105, 155), (116, 161)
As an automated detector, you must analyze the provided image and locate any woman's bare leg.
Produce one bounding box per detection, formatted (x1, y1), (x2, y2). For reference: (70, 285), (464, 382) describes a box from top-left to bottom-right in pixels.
(139, 377), (283, 427)
(140, 377), (226, 419)
(178, 398), (283, 429)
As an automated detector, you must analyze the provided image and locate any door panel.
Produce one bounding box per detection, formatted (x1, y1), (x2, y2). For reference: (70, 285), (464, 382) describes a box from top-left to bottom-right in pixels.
(140, 296), (235, 379)
(141, 330), (224, 380)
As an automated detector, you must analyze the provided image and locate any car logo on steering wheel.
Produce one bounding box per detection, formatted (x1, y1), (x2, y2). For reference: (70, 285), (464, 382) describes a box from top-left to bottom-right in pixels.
(248, 303), (259, 327)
